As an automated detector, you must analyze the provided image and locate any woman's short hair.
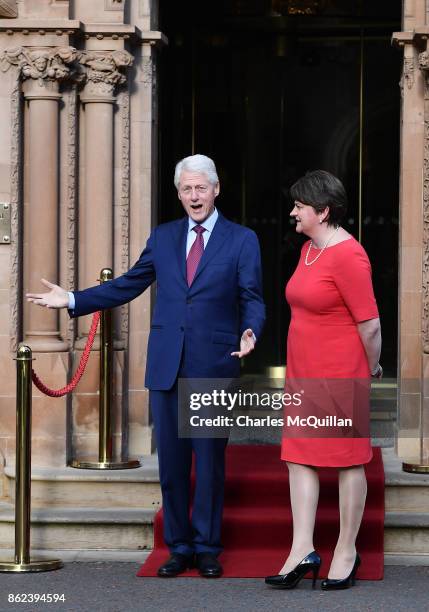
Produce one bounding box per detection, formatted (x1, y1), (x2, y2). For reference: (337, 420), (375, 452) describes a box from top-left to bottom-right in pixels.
(174, 154), (219, 189)
(290, 170), (347, 226)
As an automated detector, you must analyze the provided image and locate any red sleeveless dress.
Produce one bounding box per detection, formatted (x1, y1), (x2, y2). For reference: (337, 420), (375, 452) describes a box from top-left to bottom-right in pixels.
(281, 237), (379, 467)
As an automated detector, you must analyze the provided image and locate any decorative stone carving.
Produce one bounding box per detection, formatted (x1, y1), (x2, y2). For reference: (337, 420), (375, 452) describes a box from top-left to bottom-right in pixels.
(0, 0), (18, 18)
(141, 56), (154, 88)
(419, 50), (429, 72)
(67, 86), (78, 345)
(420, 51), (429, 351)
(105, 0), (124, 10)
(403, 56), (415, 90)
(1, 46), (133, 349)
(423, 106), (429, 353)
(79, 50), (133, 92)
(424, 176), (429, 352)
(0, 46), (78, 85)
(419, 52), (429, 102)
(118, 89), (130, 340)
(9, 75), (22, 352)
(0, 47), (134, 92)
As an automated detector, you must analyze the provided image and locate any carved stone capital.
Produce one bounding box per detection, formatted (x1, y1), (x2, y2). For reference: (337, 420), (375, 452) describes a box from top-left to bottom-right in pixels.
(0, 0), (17, 18)
(0, 46), (78, 86)
(80, 79), (116, 101)
(78, 50), (133, 88)
(22, 77), (61, 100)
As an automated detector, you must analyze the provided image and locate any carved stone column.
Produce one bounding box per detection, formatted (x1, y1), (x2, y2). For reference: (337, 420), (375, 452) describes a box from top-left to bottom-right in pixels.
(2, 46), (76, 351)
(393, 12), (429, 467)
(416, 47), (429, 465)
(75, 50), (133, 349)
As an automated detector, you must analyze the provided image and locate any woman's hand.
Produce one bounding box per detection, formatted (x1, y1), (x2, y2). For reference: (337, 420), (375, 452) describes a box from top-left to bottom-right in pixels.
(371, 363), (383, 379)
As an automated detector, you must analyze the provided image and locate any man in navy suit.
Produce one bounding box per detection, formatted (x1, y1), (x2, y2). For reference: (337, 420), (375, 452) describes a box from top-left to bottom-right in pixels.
(27, 154), (265, 577)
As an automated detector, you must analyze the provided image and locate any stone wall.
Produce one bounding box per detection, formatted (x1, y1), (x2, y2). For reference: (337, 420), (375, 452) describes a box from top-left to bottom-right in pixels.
(0, 0), (164, 474)
(394, 0), (429, 464)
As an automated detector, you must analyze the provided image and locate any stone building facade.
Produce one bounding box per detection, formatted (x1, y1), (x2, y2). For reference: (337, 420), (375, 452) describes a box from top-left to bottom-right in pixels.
(0, 0), (428, 561)
(0, 0), (163, 471)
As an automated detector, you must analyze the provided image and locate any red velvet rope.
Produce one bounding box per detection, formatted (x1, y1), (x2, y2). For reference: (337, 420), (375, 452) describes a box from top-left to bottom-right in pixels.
(31, 311), (101, 397)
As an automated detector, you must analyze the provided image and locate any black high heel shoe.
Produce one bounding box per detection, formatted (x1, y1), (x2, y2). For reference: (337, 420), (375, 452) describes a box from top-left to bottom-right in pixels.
(321, 553), (361, 590)
(265, 551), (321, 589)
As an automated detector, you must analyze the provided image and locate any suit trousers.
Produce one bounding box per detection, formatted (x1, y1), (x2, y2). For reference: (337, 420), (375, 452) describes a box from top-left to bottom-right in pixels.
(150, 367), (228, 556)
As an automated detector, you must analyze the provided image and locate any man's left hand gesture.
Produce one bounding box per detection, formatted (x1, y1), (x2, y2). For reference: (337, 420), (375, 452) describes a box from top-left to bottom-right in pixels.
(231, 329), (256, 358)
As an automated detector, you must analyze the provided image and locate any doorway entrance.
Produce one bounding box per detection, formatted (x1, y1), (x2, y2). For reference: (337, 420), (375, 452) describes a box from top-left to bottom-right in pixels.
(159, 0), (401, 376)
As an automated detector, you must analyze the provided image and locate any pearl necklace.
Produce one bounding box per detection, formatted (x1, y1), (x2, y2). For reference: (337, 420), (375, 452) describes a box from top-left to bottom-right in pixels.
(305, 226), (340, 266)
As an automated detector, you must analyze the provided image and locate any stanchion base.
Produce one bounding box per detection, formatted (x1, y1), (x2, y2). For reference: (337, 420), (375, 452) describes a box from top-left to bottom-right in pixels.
(0, 559), (63, 573)
(402, 462), (429, 474)
(68, 458), (141, 470)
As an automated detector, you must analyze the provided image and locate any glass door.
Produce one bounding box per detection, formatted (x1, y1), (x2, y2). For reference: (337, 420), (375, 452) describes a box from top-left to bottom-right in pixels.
(159, 0), (401, 376)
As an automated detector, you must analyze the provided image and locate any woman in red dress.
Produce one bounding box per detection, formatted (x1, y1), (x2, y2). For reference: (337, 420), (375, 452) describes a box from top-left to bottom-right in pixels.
(265, 170), (382, 591)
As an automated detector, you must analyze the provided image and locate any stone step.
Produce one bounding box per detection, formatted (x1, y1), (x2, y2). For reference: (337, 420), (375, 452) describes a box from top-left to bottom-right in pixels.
(0, 548), (150, 563)
(3, 455), (162, 509)
(384, 512), (429, 555)
(0, 505), (427, 560)
(0, 502), (156, 551)
(1, 447), (427, 563)
(5, 448), (414, 513)
(383, 447), (429, 512)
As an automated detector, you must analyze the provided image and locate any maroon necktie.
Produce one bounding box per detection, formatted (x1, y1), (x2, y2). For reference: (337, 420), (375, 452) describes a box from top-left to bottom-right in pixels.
(187, 225), (206, 286)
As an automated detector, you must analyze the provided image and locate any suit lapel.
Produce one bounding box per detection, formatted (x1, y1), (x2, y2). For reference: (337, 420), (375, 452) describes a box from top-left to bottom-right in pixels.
(171, 217), (188, 285)
(191, 213), (231, 285)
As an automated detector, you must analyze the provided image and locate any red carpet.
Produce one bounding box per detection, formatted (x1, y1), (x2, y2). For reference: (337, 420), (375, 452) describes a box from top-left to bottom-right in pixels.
(137, 445), (384, 579)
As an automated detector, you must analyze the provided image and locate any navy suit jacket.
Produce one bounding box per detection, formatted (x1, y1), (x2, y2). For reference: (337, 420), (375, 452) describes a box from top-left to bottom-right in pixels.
(70, 212), (265, 390)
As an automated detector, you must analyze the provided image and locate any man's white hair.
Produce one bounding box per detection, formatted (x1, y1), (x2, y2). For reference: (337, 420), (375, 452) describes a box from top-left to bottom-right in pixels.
(174, 154), (219, 189)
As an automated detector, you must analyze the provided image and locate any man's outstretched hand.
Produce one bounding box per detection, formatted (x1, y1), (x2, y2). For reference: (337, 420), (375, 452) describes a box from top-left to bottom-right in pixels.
(231, 328), (256, 358)
(26, 279), (69, 309)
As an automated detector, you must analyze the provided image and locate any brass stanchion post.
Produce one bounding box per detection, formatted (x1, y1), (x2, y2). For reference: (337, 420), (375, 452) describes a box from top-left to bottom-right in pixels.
(70, 268), (140, 469)
(402, 462), (429, 474)
(0, 346), (62, 572)
(402, 425), (429, 473)
(99, 271), (113, 465)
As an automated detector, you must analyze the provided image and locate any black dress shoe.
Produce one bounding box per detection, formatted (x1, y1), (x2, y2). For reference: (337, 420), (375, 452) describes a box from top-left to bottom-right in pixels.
(321, 553), (361, 590)
(157, 553), (194, 577)
(195, 553), (223, 578)
(265, 551), (322, 589)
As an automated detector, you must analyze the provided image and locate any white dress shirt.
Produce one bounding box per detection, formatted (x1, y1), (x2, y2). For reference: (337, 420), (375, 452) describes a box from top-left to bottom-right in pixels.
(186, 207), (218, 256)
